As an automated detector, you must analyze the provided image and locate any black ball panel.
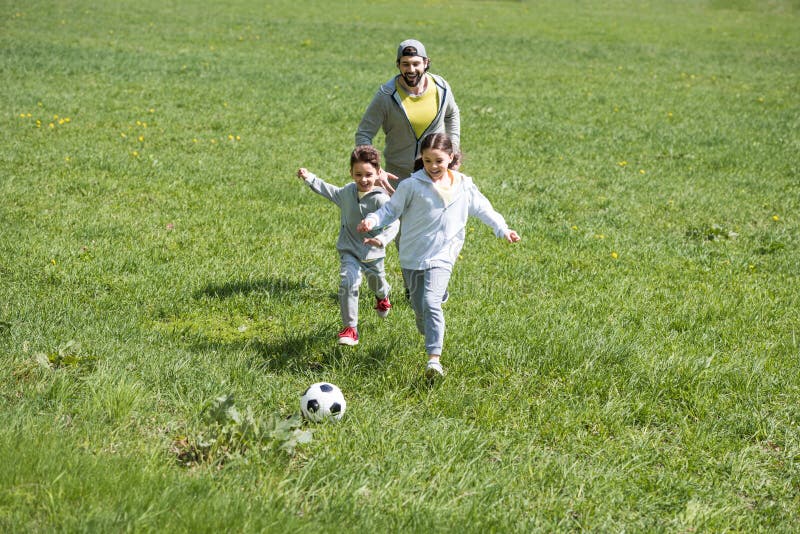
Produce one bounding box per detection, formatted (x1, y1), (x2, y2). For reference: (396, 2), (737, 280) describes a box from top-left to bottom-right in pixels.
(320, 384), (333, 392)
(306, 399), (320, 413)
(330, 402), (341, 414)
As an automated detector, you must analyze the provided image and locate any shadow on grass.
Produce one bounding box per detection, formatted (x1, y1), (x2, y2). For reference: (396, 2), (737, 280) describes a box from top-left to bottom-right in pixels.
(195, 277), (313, 299)
(189, 329), (394, 375)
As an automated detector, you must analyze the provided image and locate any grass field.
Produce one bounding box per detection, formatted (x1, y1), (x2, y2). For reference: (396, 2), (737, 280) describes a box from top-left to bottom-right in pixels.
(2, 0), (799, 531)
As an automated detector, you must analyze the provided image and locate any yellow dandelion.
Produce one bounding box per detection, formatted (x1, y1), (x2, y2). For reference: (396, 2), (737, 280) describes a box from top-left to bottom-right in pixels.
(228, 134), (234, 141)
(50, 259), (56, 265)
(58, 119), (65, 125)
(19, 113), (26, 118)
(64, 117), (70, 123)
(138, 135), (144, 142)
(65, 156), (70, 162)
(611, 252), (618, 259)
(639, 169), (646, 174)
(53, 114), (59, 119)
(618, 161), (627, 167)
(142, 122), (147, 128)
(772, 215), (779, 221)
(49, 122), (55, 128)
(120, 132), (127, 138)
(571, 225), (578, 231)
(236, 135), (241, 141)
(210, 139), (217, 144)
(132, 150), (139, 157)
(595, 234), (605, 240)
(149, 108), (155, 113)
(193, 138), (198, 143)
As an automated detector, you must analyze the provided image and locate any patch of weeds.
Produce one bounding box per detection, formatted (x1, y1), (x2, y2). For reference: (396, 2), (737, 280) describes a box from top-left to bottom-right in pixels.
(34, 340), (97, 371)
(685, 224), (738, 241)
(171, 394), (312, 468)
(755, 240), (785, 255)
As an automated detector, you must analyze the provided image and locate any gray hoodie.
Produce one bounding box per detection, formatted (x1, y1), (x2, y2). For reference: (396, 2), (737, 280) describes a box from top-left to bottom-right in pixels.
(355, 73), (460, 180)
(304, 173), (399, 261)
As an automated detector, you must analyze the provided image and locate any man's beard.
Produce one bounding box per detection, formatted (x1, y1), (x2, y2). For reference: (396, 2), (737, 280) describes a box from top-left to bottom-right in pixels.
(402, 72), (422, 87)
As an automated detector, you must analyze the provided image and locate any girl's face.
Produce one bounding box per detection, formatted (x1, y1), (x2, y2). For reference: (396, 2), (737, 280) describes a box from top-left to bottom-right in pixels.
(351, 161), (379, 192)
(421, 148), (453, 181)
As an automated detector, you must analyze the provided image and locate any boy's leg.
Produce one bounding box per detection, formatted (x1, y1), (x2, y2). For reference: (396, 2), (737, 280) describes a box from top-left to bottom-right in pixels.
(422, 267), (451, 356)
(363, 258), (390, 299)
(339, 253), (363, 328)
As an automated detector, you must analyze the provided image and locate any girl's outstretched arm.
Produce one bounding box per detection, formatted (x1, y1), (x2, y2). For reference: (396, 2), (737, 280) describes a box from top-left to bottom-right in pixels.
(504, 230), (521, 243)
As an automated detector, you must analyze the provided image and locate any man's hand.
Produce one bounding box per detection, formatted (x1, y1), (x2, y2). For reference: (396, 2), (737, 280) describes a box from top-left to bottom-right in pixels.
(377, 169), (397, 195)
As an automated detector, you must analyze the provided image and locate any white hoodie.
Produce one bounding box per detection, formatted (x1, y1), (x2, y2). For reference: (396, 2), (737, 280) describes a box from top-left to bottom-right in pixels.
(365, 169), (510, 271)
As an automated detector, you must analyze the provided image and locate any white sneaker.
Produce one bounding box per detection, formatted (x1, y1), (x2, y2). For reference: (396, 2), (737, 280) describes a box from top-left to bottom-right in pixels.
(425, 360), (445, 379)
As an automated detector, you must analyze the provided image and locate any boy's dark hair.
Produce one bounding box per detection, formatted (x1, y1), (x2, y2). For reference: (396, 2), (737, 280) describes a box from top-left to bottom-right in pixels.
(414, 133), (462, 171)
(351, 145), (381, 171)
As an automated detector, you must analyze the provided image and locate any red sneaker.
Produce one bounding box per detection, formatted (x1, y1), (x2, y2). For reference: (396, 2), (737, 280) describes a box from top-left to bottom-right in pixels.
(375, 296), (392, 319)
(338, 326), (359, 346)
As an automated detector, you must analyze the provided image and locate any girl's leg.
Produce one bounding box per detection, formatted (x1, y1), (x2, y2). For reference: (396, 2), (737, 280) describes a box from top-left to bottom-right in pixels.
(339, 254), (363, 328)
(422, 267), (451, 356)
(402, 269), (426, 335)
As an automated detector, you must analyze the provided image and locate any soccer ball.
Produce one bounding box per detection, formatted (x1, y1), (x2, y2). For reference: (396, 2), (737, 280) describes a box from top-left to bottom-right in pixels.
(300, 382), (346, 422)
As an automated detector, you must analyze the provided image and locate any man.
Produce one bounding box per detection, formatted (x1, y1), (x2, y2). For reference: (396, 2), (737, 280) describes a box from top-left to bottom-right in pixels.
(356, 39), (461, 192)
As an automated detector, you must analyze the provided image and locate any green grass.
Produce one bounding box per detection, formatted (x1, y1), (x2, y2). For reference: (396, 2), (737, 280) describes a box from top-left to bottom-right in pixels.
(2, 0), (799, 531)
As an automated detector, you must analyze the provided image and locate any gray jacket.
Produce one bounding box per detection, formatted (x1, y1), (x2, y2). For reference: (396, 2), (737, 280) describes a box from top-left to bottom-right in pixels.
(304, 173), (399, 261)
(355, 73), (460, 180)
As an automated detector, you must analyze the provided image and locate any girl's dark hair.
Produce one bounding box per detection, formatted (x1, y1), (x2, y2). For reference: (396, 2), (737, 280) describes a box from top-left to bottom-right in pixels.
(350, 145), (381, 170)
(413, 132), (462, 171)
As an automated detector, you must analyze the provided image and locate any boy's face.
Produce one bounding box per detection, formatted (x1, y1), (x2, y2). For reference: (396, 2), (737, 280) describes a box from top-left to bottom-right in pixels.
(351, 161), (379, 192)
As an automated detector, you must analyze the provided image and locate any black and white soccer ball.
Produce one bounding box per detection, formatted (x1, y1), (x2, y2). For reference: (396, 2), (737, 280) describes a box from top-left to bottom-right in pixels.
(300, 382), (346, 422)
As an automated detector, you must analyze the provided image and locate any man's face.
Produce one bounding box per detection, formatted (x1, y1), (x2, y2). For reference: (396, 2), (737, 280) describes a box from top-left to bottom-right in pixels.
(397, 56), (428, 87)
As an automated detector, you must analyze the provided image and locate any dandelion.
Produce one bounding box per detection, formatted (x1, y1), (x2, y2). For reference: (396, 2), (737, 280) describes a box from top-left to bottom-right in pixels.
(132, 151), (139, 157)
(120, 132), (127, 138)
(772, 215), (780, 221)
(618, 160), (627, 167)
(50, 259), (56, 265)
(595, 234), (605, 240)
(236, 135), (241, 141)
(571, 225), (578, 231)
(639, 169), (646, 174)
(138, 135), (144, 142)
(611, 252), (618, 259)
(228, 134), (234, 141)
(49, 122), (55, 129)
(149, 108), (155, 113)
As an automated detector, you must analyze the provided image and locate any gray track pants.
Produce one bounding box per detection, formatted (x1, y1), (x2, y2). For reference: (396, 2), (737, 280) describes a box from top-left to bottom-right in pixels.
(339, 253), (390, 328)
(402, 267), (452, 355)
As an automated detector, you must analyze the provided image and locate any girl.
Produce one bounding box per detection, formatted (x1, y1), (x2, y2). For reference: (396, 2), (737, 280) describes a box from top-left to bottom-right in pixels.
(297, 146), (399, 346)
(357, 133), (520, 378)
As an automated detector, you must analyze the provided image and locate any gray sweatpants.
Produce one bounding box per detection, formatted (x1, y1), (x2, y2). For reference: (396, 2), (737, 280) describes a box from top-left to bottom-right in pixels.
(339, 253), (391, 328)
(402, 267), (452, 355)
